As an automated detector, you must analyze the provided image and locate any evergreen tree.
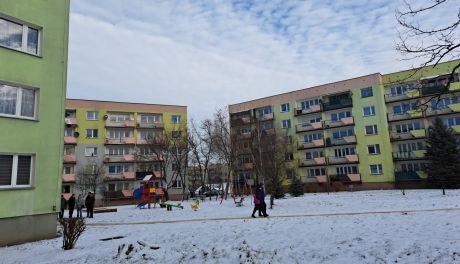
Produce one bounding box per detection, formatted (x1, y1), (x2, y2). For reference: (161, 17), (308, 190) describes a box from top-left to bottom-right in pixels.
(289, 176), (304, 197)
(425, 118), (460, 194)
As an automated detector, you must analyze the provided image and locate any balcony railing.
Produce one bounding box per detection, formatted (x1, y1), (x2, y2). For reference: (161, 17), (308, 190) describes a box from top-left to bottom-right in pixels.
(327, 154), (359, 165)
(104, 154), (135, 163)
(422, 85), (447, 96)
(62, 174), (75, 183)
(329, 173), (361, 182)
(105, 119), (135, 128)
(394, 171), (423, 181)
(299, 157), (326, 167)
(137, 136), (164, 145)
(105, 137), (135, 144)
(64, 117), (77, 127)
(255, 112), (274, 122)
(231, 116), (252, 126)
(323, 117), (354, 128)
(297, 139), (324, 149)
(389, 129), (426, 141)
(384, 89), (419, 102)
(64, 136), (77, 144)
(296, 122), (323, 133)
(63, 154), (76, 163)
(326, 135), (357, 146)
(392, 151), (426, 160)
(322, 98), (352, 111)
(387, 110), (423, 122)
(426, 103), (460, 116)
(294, 104), (321, 116)
(137, 122), (165, 129)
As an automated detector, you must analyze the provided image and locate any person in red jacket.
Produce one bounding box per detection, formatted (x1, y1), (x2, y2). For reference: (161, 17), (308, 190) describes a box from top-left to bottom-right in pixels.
(251, 193), (261, 218)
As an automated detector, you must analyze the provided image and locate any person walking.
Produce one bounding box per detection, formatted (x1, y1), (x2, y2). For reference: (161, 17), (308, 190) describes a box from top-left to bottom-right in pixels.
(68, 194), (76, 218)
(251, 193), (261, 218)
(256, 184), (269, 217)
(85, 192), (95, 218)
(59, 195), (66, 219)
(76, 194), (84, 218)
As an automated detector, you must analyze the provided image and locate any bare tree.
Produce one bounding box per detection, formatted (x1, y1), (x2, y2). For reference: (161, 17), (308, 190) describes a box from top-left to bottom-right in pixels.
(75, 161), (104, 197)
(169, 126), (189, 200)
(396, 0), (460, 108)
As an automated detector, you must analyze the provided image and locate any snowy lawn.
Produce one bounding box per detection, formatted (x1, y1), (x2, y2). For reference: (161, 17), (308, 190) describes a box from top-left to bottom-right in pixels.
(2, 189), (460, 264)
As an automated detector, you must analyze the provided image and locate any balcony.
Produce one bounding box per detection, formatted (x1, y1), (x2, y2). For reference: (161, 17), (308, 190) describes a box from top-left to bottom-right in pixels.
(137, 122), (165, 129)
(294, 104), (321, 116)
(384, 89), (420, 103)
(64, 117), (77, 127)
(262, 128), (275, 136)
(242, 162), (254, 170)
(62, 174), (75, 183)
(329, 173), (361, 182)
(387, 110), (423, 122)
(63, 154), (76, 163)
(104, 172), (136, 181)
(231, 116), (252, 126)
(296, 122), (323, 133)
(390, 129), (426, 141)
(322, 98), (352, 112)
(299, 157), (326, 167)
(297, 139), (324, 150)
(422, 84), (447, 96)
(64, 136), (77, 144)
(326, 135), (357, 146)
(327, 154), (359, 165)
(104, 154), (135, 163)
(425, 104), (460, 116)
(137, 136), (164, 145)
(394, 171), (426, 181)
(323, 117), (354, 129)
(105, 137), (135, 144)
(239, 132), (252, 139)
(255, 112), (274, 122)
(449, 82), (460, 91)
(392, 151), (426, 160)
(105, 119), (135, 128)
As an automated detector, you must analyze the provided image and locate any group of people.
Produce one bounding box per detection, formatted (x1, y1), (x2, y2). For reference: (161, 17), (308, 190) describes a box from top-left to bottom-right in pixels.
(59, 192), (95, 219)
(251, 183), (269, 218)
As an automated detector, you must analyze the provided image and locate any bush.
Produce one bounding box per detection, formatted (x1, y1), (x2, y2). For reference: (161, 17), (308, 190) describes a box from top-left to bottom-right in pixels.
(59, 218), (86, 250)
(289, 177), (304, 197)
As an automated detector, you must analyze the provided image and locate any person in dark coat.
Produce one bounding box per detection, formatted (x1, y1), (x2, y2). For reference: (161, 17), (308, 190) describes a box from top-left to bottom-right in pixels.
(68, 194), (76, 218)
(256, 184), (269, 217)
(85, 192), (95, 218)
(251, 193), (261, 218)
(59, 195), (66, 219)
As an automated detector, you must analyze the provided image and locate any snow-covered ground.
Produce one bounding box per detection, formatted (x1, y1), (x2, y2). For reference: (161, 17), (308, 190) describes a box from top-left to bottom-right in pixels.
(2, 189), (460, 264)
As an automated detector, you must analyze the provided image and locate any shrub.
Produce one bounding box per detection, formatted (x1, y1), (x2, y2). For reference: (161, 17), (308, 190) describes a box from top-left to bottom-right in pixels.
(59, 218), (86, 250)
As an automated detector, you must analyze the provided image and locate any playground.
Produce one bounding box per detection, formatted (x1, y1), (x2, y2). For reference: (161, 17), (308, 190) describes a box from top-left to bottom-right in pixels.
(2, 189), (460, 263)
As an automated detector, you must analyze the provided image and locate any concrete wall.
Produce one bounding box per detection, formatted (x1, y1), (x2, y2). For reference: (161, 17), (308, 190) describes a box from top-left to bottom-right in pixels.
(0, 213), (57, 246)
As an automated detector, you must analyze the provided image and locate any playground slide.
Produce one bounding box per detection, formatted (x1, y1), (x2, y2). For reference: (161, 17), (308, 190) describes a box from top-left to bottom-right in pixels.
(136, 201), (146, 208)
(133, 188), (142, 200)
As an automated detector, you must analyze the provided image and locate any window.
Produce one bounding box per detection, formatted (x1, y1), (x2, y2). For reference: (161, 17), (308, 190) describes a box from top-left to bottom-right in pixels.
(280, 103), (290, 112)
(172, 131), (181, 139)
(363, 106), (375, 117)
(0, 83), (37, 119)
(139, 130), (161, 140)
(305, 150), (323, 159)
(331, 111), (351, 121)
(0, 154), (33, 188)
(63, 166), (74, 174)
(284, 136), (293, 144)
(301, 99), (320, 110)
(86, 111), (99, 120)
(258, 107), (272, 117)
(281, 119), (291, 129)
(65, 110), (76, 118)
(361, 87), (373, 98)
(332, 129), (354, 139)
(308, 168), (326, 177)
(286, 169), (295, 180)
(0, 17), (40, 55)
(365, 125), (378, 135)
(108, 165), (128, 174)
(400, 162), (426, 172)
(370, 164), (383, 175)
(86, 129), (98, 138)
(390, 83), (416, 96)
(367, 144), (381, 154)
(109, 113), (131, 122)
(395, 122), (422, 133)
(334, 147), (355, 157)
(108, 130), (131, 139)
(443, 117), (460, 127)
(171, 180), (182, 188)
(241, 127), (251, 134)
(304, 133), (323, 142)
(432, 97), (458, 109)
(335, 166), (358, 175)
(108, 147), (129, 156)
(64, 128), (75, 137)
(285, 152), (294, 161)
(171, 115), (181, 124)
(84, 147), (98, 157)
(140, 114), (162, 123)
(260, 122), (274, 131)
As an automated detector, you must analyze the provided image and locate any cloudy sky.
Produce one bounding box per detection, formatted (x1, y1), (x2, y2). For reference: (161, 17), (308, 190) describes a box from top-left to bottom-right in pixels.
(67, 0), (455, 120)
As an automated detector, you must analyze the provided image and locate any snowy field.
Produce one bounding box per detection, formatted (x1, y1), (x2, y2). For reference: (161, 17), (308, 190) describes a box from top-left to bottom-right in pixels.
(2, 189), (460, 264)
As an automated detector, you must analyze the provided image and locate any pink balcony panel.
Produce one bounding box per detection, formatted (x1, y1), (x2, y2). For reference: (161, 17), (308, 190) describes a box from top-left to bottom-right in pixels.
(123, 137), (135, 144)
(124, 120), (135, 127)
(341, 117), (354, 125)
(343, 136), (356, 143)
(63, 154), (76, 163)
(123, 172), (135, 180)
(63, 174), (75, 183)
(64, 136), (77, 144)
(122, 190), (133, 198)
(311, 122), (323, 129)
(314, 157), (326, 165)
(62, 193), (72, 200)
(345, 154), (359, 162)
(310, 104), (321, 112)
(348, 174), (361, 181)
(153, 171), (164, 178)
(313, 139), (324, 147)
(315, 175), (327, 183)
(123, 154), (135, 162)
(65, 117), (77, 126)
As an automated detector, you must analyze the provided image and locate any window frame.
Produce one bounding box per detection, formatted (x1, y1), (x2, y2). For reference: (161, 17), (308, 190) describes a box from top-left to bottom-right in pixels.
(365, 125), (378, 135)
(0, 15), (42, 56)
(360, 87), (373, 98)
(280, 103), (290, 112)
(367, 144), (381, 155)
(84, 147), (98, 157)
(0, 81), (39, 120)
(281, 119), (291, 129)
(0, 153), (34, 189)
(86, 129), (98, 139)
(370, 164), (383, 175)
(86, 111), (99, 121)
(171, 115), (182, 124)
(362, 106), (376, 117)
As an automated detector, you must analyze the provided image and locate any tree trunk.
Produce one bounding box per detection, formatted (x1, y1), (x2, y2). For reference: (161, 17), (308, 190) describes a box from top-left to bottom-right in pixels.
(270, 195), (274, 209)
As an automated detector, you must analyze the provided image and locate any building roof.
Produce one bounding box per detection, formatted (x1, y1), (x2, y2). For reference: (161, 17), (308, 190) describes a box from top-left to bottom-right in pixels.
(66, 99), (187, 114)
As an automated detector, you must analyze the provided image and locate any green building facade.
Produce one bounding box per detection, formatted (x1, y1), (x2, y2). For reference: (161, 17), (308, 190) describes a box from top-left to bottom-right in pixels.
(0, 0), (70, 245)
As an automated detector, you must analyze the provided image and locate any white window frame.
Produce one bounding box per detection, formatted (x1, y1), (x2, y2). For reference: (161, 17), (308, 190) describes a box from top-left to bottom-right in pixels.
(0, 82), (39, 120)
(86, 129), (98, 139)
(108, 164), (129, 174)
(84, 147), (98, 157)
(370, 164), (383, 175)
(362, 106), (375, 117)
(365, 125), (378, 135)
(0, 15), (42, 56)
(140, 114), (162, 123)
(280, 103), (290, 112)
(171, 115), (181, 124)
(63, 165), (74, 174)
(0, 154), (34, 189)
(367, 144), (381, 155)
(281, 119), (291, 129)
(86, 111), (99, 120)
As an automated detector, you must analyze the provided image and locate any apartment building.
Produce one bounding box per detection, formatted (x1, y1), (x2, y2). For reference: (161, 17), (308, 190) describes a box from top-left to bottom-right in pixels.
(62, 99), (187, 204)
(229, 60), (460, 191)
(0, 0), (70, 245)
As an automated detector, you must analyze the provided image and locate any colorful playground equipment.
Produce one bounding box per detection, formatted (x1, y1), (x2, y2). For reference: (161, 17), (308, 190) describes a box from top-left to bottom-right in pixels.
(133, 174), (183, 210)
(191, 199), (200, 211)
